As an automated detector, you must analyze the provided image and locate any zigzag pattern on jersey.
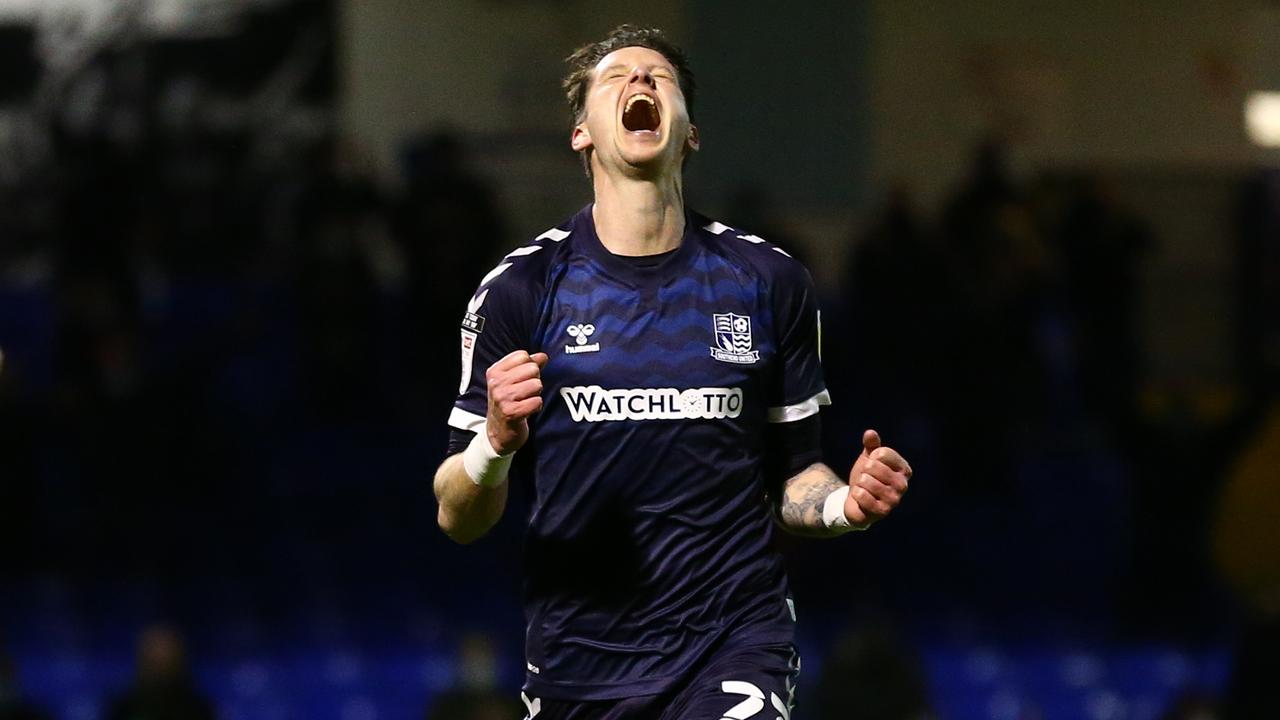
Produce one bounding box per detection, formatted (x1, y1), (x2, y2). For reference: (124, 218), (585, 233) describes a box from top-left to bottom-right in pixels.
(571, 363), (737, 389)
(555, 231), (779, 299)
(543, 239), (778, 389)
(549, 276), (768, 313)
(547, 297), (755, 333)
(551, 314), (755, 356)
(549, 324), (760, 383)
(552, 266), (774, 310)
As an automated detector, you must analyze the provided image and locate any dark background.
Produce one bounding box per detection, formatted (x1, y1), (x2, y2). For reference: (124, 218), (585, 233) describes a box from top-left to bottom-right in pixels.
(1, 1), (1278, 719)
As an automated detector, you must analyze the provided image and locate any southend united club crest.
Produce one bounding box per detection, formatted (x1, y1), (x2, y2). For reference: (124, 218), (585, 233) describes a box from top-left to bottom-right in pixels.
(710, 313), (759, 364)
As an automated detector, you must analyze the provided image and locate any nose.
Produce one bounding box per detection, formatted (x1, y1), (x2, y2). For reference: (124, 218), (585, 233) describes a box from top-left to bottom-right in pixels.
(626, 66), (656, 89)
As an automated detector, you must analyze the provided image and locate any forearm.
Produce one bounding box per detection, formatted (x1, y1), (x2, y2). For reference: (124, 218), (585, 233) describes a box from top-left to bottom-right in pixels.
(433, 452), (508, 544)
(774, 462), (849, 537)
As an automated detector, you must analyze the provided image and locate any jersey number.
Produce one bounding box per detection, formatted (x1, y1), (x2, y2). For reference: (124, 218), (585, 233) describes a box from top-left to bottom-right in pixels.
(720, 681), (791, 720)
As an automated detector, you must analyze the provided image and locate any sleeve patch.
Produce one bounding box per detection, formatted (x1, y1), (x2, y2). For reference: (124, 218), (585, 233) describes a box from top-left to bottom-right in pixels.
(462, 312), (486, 333)
(459, 329), (478, 394)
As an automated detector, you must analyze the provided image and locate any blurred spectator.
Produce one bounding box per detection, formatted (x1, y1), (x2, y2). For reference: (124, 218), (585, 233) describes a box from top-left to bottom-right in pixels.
(0, 654), (51, 720)
(1233, 168), (1280, 400)
(425, 689), (521, 720)
(394, 130), (507, 411)
(424, 632), (523, 720)
(1221, 613), (1280, 720)
(724, 183), (807, 265)
(1055, 174), (1150, 440)
(809, 625), (934, 720)
(293, 136), (388, 420)
(934, 137), (1053, 495)
(0, 354), (41, 573)
(1218, 171), (1280, 720)
(839, 186), (945, 422)
(1214, 402), (1280, 719)
(1159, 688), (1220, 720)
(104, 625), (215, 720)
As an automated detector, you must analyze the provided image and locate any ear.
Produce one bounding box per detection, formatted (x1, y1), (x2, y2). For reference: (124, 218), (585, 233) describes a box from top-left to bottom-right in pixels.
(685, 124), (701, 153)
(571, 122), (593, 152)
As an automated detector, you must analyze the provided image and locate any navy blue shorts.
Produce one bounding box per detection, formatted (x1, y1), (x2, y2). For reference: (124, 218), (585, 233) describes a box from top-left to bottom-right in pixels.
(520, 643), (800, 720)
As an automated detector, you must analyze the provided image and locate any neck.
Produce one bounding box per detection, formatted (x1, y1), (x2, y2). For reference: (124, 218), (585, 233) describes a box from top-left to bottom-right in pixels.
(590, 167), (686, 256)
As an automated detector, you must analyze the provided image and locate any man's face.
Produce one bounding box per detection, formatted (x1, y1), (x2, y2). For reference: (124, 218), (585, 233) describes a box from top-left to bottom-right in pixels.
(571, 46), (699, 177)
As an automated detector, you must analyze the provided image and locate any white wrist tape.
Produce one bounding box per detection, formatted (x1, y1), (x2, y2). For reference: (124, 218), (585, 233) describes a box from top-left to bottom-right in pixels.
(822, 485), (855, 532)
(462, 432), (513, 488)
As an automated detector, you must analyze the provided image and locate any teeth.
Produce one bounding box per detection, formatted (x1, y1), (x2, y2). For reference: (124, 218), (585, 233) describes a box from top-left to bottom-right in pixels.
(625, 94), (655, 112)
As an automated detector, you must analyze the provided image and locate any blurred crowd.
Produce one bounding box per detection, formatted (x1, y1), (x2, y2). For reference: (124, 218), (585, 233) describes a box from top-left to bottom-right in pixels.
(2, 111), (1276, 714)
(2, 5), (1280, 717)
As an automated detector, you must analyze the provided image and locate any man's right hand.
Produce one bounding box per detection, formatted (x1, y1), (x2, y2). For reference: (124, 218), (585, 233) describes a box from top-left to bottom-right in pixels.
(485, 350), (549, 455)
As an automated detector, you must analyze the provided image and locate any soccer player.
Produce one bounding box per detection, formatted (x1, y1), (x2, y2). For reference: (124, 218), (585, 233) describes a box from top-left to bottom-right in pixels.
(433, 25), (912, 719)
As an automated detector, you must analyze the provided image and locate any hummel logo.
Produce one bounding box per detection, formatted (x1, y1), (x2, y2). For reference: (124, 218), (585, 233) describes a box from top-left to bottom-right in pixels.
(565, 323), (600, 354)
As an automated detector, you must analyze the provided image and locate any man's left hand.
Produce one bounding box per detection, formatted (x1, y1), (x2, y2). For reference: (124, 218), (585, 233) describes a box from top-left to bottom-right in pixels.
(844, 429), (911, 530)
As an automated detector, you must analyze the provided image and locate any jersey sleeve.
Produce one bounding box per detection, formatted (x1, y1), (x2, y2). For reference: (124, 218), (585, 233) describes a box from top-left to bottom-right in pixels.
(447, 262), (539, 441)
(766, 260), (831, 423)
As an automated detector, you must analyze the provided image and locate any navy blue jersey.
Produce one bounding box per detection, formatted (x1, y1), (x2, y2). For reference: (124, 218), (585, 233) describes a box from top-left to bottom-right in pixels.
(447, 205), (829, 700)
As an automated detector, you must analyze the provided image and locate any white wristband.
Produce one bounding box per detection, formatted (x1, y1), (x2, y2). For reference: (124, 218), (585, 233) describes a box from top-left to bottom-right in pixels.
(462, 432), (513, 488)
(822, 485), (855, 533)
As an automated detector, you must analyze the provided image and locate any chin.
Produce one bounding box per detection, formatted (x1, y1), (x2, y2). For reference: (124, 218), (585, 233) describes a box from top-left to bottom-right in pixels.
(621, 157), (672, 178)
(619, 146), (675, 173)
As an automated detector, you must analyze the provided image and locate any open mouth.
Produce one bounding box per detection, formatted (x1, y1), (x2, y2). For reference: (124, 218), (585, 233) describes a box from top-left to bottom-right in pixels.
(622, 93), (661, 133)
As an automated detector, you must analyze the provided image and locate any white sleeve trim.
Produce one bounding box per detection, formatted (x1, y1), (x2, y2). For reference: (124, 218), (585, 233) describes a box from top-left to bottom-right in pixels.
(505, 245), (543, 258)
(478, 262), (513, 287)
(536, 227), (570, 242)
(767, 389), (832, 423)
(448, 406), (486, 433)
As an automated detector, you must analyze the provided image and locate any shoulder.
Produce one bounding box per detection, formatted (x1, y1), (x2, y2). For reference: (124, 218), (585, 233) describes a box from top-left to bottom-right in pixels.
(691, 212), (815, 289)
(477, 220), (574, 293)
(466, 215), (577, 316)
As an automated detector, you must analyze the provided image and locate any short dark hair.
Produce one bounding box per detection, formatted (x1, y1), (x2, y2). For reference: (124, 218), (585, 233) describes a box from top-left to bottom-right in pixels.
(562, 25), (697, 174)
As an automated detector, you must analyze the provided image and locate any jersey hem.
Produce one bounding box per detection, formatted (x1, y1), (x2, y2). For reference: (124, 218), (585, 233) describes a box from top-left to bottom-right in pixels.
(520, 629), (797, 701)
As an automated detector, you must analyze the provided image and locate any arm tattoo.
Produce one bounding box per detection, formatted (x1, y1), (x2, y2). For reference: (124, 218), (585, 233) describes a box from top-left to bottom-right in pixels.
(775, 462), (848, 537)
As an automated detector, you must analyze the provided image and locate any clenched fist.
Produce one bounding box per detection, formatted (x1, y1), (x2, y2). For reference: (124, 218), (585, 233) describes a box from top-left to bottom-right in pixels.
(845, 429), (911, 530)
(485, 350), (549, 455)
